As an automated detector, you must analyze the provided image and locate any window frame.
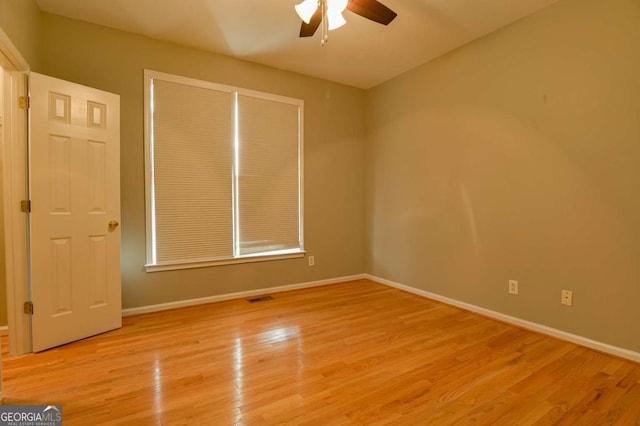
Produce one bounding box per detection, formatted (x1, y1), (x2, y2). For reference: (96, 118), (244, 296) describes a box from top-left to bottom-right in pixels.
(143, 70), (304, 272)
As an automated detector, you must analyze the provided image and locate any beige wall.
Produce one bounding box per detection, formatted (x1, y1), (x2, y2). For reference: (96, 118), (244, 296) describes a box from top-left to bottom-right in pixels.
(366, 0), (640, 351)
(0, 0), (41, 70)
(40, 14), (366, 309)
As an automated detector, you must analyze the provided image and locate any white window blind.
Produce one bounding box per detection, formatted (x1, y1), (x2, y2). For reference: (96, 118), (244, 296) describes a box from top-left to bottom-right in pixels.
(144, 70), (304, 271)
(236, 94), (301, 256)
(151, 79), (233, 263)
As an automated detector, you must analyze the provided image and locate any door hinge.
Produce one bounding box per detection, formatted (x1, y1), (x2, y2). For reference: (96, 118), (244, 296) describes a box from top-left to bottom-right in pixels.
(18, 96), (30, 110)
(20, 199), (31, 213)
(24, 301), (34, 315)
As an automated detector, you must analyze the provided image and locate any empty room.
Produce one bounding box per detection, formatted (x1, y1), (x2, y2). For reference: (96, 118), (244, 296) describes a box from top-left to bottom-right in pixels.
(0, 0), (639, 423)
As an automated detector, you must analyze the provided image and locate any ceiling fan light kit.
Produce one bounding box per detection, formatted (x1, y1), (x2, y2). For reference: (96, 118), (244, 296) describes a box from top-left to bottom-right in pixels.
(295, 0), (397, 46)
(295, 0), (318, 24)
(328, 0), (349, 30)
(327, 13), (347, 31)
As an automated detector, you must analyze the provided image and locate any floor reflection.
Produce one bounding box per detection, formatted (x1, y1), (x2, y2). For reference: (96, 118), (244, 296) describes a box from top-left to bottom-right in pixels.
(153, 357), (163, 420)
(234, 336), (244, 425)
(259, 326), (300, 344)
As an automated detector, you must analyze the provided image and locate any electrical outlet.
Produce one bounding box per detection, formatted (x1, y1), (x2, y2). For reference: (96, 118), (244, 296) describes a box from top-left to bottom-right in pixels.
(308, 255), (315, 267)
(508, 280), (519, 295)
(561, 290), (573, 306)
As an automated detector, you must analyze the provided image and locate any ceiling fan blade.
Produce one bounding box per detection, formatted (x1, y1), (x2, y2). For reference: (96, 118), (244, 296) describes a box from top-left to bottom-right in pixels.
(299, 7), (323, 37)
(347, 0), (397, 25)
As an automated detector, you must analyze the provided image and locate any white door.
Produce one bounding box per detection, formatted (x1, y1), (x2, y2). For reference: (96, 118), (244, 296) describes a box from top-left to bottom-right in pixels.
(29, 72), (121, 352)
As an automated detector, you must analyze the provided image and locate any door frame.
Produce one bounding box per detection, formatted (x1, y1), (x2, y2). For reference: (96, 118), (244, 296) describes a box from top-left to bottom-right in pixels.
(1, 26), (32, 355)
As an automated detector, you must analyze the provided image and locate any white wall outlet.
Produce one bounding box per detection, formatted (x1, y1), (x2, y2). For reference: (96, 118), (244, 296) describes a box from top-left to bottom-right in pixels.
(508, 280), (519, 295)
(308, 255), (315, 267)
(561, 289), (573, 306)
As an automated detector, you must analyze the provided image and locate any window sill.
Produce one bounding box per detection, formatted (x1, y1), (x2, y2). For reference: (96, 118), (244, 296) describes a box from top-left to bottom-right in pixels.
(145, 250), (305, 272)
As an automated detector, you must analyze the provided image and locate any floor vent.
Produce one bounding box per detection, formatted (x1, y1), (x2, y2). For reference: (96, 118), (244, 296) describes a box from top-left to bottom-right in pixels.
(247, 295), (274, 303)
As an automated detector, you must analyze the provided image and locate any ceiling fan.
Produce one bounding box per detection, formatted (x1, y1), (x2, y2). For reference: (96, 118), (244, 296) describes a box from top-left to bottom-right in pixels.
(295, 0), (397, 45)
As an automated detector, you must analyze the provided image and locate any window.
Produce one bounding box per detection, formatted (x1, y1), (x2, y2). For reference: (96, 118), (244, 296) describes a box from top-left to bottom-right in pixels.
(144, 70), (304, 271)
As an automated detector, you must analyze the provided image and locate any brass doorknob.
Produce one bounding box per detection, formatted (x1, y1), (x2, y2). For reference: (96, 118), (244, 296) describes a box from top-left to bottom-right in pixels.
(108, 220), (119, 232)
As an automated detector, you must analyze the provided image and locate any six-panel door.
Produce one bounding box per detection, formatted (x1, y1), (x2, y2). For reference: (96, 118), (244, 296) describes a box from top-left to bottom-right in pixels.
(30, 72), (121, 352)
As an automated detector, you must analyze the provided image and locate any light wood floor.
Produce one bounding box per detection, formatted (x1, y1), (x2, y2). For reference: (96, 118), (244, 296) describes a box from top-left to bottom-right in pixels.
(2, 279), (640, 425)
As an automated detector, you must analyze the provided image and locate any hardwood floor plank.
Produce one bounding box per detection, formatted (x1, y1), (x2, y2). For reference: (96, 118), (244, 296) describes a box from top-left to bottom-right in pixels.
(2, 279), (639, 424)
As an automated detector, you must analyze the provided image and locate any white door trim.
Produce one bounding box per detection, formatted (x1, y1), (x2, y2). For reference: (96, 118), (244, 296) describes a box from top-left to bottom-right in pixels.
(0, 28), (29, 72)
(1, 25), (31, 355)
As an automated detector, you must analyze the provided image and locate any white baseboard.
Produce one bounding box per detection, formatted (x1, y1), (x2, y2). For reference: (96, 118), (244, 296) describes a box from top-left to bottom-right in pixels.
(121, 273), (640, 363)
(365, 274), (640, 364)
(122, 274), (366, 317)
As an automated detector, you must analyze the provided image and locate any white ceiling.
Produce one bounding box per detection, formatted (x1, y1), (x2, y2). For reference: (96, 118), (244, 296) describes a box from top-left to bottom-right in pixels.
(36, 0), (560, 89)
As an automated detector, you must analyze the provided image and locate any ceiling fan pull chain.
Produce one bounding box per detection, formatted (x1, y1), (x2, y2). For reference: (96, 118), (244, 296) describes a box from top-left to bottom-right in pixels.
(321, 0), (328, 46)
